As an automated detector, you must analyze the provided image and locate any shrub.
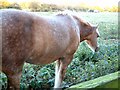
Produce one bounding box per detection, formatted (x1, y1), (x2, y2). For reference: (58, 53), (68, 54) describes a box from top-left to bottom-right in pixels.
(29, 2), (41, 12)
(7, 3), (21, 9)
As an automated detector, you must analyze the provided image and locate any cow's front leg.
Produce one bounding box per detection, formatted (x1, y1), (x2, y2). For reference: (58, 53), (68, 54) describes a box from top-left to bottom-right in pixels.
(54, 55), (73, 89)
(54, 60), (60, 88)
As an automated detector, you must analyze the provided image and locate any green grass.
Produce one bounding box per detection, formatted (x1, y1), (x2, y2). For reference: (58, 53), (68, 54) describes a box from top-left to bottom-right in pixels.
(67, 71), (119, 89)
(96, 78), (119, 88)
(0, 12), (119, 89)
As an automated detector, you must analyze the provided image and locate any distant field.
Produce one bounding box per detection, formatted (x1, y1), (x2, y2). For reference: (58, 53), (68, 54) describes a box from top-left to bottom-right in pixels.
(0, 12), (119, 89)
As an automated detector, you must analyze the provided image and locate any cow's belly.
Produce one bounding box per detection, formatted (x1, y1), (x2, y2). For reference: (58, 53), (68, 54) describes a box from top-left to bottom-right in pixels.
(26, 52), (63, 65)
(26, 31), (70, 65)
(25, 43), (67, 65)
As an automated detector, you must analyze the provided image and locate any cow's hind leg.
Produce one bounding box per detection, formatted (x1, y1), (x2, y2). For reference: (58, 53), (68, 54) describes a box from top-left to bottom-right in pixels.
(7, 71), (22, 90)
(54, 55), (73, 89)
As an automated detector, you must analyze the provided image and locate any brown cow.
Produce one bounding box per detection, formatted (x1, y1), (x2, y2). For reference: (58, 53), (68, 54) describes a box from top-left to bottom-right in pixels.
(0, 9), (100, 89)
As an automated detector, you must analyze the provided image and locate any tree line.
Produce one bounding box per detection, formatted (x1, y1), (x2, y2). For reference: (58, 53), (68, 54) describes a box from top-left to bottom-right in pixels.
(0, 0), (119, 12)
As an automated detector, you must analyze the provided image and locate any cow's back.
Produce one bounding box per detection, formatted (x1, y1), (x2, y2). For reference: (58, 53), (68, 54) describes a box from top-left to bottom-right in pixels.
(1, 9), (34, 74)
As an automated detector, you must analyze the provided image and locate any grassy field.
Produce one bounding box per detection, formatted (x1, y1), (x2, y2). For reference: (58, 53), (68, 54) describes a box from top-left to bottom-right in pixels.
(0, 12), (119, 89)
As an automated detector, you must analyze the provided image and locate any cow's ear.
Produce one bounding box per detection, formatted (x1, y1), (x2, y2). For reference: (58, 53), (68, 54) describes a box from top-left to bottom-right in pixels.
(92, 25), (98, 30)
(83, 22), (88, 27)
